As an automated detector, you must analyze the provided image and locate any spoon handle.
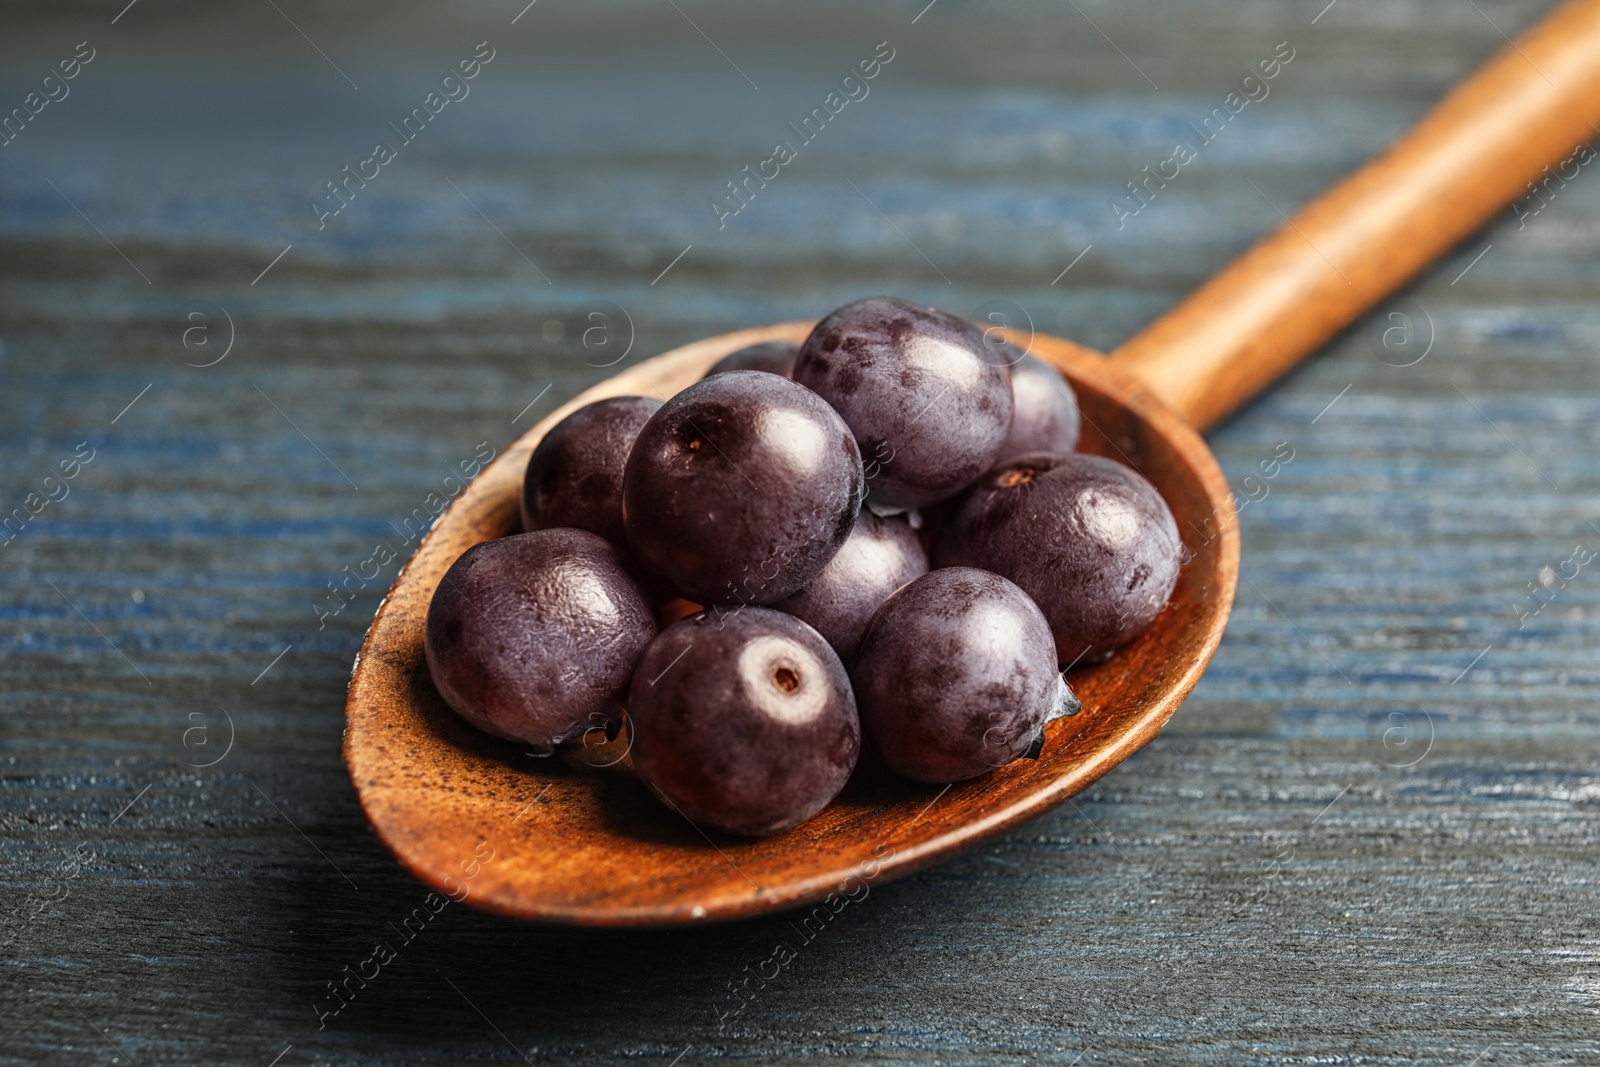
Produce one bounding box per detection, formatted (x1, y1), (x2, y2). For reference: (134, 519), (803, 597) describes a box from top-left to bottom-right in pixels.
(1111, 0), (1600, 431)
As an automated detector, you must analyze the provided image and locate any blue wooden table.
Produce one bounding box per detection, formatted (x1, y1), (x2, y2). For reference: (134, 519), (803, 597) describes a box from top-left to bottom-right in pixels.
(4, 1), (1598, 1063)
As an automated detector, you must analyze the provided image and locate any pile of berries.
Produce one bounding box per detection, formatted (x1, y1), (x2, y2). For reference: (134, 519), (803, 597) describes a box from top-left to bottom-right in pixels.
(425, 297), (1181, 836)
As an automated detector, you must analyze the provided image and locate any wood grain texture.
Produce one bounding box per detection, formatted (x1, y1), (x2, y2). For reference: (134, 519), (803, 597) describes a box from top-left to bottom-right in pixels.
(3, 1), (1600, 1063)
(345, 324), (1238, 926)
(1114, 0), (1600, 429)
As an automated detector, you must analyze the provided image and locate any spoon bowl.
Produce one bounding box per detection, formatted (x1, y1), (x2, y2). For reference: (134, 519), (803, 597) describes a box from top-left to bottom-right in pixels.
(343, 323), (1237, 926)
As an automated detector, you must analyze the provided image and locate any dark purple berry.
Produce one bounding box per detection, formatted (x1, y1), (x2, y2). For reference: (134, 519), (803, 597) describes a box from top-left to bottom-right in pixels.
(934, 452), (1180, 662)
(773, 511), (928, 664)
(628, 607), (859, 835)
(522, 396), (662, 545)
(623, 370), (863, 606)
(852, 568), (1076, 783)
(997, 354), (1080, 464)
(425, 529), (658, 747)
(793, 296), (1013, 509)
(703, 341), (799, 379)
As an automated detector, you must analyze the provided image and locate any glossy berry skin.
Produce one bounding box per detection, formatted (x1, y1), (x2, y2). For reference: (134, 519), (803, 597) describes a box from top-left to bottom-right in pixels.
(852, 568), (1070, 783)
(997, 354), (1080, 464)
(794, 296), (1013, 510)
(773, 511), (928, 664)
(934, 452), (1181, 662)
(623, 370), (863, 606)
(522, 396), (663, 545)
(703, 340), (799, 379)
(425, 529), (658, 747)
(628, 607), (859, 836)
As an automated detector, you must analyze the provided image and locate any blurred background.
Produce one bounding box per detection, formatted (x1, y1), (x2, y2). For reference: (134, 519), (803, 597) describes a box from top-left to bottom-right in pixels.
(4, 1), (1599, 1063)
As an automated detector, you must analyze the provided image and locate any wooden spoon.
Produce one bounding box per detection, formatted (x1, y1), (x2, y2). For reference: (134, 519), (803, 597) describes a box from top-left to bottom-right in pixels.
(345, 0), (1600, 926)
